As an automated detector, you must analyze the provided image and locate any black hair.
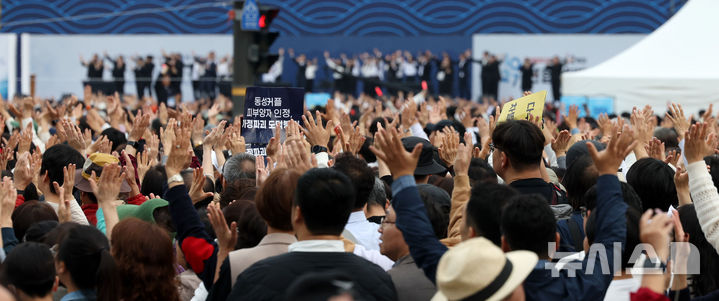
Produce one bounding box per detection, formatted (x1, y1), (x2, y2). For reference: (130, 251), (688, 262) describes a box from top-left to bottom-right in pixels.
(140, 165), (167, 197)
(704, 154), (719, 189)
(626, 158), (678, 210)
(11, 201), (58, 241)
(491, 120), (545, 171)
(332, 153), (375, 210)
(23, 220), (59, 244)
(294, 168), (355, 236)
(56, 225), (119, 301)
(416, 184), (451, 239)
(40, 144), (85, 194)
(368, 117), (390, 136)
(2, 242), (56, 297)
(561, 155), (598, 210)
(99, 127), (128, 153)
(468, 158), (497, 185)
(466, 183), (519, 246)
(583, 182), (643, 212)
(358, 137), (377, 163)
(501, 194), (556, 257)
(77, 116), (94, 137)
(586, 207), (641, 269)
(679, 204), (719, 296)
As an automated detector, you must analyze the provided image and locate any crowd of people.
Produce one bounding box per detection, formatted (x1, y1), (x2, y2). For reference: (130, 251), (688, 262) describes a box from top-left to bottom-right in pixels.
(0, 84), (717, 301)
(266, 48), (567, 103)
(81, 48), (569, 108)
(80, 51), (232, 104)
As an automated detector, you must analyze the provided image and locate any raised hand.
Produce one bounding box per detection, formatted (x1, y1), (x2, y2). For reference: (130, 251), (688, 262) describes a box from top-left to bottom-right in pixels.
(343, 124), (366, 156)
(674, 166), (691, 206)
(684, 122), (717, 164)
(160, 118), (177, 157)
(53, 181), (72, 223)
(207, 202), (237, 253)
(551, 130), (571, 157)
(586, 125), (637, 175)
(639, 209), (674, 263)
(191, 116), (206, 147)
(13, 152), (34, 190)
(135, 151), (154, 183)
(60, 164), (77, 202)
(165, 123), (193, 180)
(129, 110), (150, 142)
(0, 147), (13, 171)
(566, 105), (579, 130)
(224, 125), (246, 155)
(121, 151), (140, 197)
(667, 103), (690, 141)
(18, 123), (33, 154)
(0, 176), (17, 228)
(597, 113), (613, 138)
(454, 132), (473, 176)
(284, 139), (316, 173)
(88, 163), (125, 205)
(645, 137), (666, 162)
(203, 120), (227, 150)
(438, 127), (459, 167)
(370, 126), (422, 179)
(189, 167), (214, 204)
(266, 123), (282, 160)
(301, 111), (332, 148)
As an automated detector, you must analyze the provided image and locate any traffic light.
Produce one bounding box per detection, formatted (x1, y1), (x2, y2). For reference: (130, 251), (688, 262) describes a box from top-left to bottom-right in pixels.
(232, 1), (280, 115)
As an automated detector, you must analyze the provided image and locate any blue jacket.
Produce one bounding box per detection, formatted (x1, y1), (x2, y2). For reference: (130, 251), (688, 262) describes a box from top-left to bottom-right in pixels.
(391, 175), (448, 283)
(524, 175), (627, 301)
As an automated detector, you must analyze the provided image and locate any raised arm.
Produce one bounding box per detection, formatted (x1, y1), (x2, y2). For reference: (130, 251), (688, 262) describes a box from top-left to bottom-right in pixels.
(164, 121), (219, 289)
(684, 122), (719, 252)
(370, 126), (448, 283)
(580, 124), (637, 299)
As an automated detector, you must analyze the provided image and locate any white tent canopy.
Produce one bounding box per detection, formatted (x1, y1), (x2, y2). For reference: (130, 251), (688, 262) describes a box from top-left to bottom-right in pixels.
(562, 0), (719, 115)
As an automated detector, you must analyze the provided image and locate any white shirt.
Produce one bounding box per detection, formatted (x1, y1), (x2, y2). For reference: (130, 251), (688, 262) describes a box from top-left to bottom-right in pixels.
(353, 243), (394, 271)
(217, 62), (230, 77)
(603, 276), (641, 301)
(46, 197), (90, 225)
(288, 240), (345, 252)
(305, 64), (318, 80)
(344, 211), (381, 251)
(401, 60), (417, 77)
(361, 62), (380, 78)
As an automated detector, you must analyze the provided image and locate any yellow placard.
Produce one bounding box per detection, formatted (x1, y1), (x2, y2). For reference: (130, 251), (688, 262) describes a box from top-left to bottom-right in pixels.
(497, 90), (546, 122)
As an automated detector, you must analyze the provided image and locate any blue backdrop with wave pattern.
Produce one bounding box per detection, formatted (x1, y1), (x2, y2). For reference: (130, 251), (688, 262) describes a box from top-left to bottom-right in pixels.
(1, 0), (682, 35)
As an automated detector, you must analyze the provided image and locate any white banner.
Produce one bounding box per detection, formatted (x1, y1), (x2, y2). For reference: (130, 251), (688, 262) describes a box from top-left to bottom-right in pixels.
(471, 34), (645, 104)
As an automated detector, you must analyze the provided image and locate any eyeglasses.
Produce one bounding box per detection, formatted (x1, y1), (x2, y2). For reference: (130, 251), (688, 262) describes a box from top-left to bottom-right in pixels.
(380, 216), (396, 227)
(580, 206), (588, 218)
(489, 143), (501, 153)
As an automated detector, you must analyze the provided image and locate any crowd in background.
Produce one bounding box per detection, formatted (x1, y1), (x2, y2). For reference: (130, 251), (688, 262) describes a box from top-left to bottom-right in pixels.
(0, 81), (716, 301)
(80, 51), (232, 104)
(80, 48), (569, 108)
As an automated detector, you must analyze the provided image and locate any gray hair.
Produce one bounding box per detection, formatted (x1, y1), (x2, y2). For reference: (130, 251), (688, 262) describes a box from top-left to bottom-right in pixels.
(366, 177), (387, 208)
(222, 153), (256, 182)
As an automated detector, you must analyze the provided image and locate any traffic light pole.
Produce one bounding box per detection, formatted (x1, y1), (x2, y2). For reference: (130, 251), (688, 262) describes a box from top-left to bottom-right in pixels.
(231, 1), (280, 117)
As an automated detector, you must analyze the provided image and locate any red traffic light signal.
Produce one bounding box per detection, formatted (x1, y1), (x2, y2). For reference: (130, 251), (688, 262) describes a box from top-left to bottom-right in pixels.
(259, 14), (266, 28)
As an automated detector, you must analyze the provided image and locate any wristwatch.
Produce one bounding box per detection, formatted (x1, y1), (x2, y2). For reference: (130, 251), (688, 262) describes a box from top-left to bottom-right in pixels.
(167, 174), (184, 185)
(311, 145), (328, 154)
